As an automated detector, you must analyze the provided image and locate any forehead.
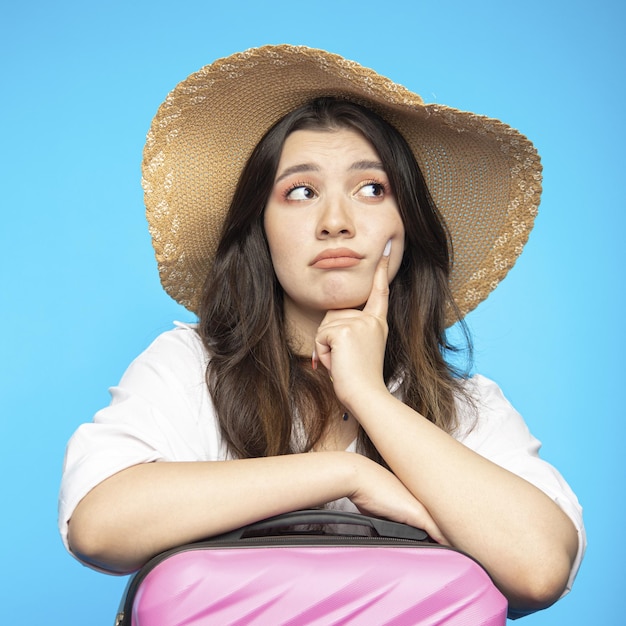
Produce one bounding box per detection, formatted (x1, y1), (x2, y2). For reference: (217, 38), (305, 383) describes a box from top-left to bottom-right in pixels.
(279, 128), (380, 164)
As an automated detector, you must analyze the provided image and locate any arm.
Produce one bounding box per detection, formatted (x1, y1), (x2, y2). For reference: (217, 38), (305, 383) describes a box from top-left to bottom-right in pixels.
(347, 390), (577, 611)
(68, 450), (445, 574)
(314, 248), (579, 611)
(63, 325), (445, 574)
(69, 452), (352, 573)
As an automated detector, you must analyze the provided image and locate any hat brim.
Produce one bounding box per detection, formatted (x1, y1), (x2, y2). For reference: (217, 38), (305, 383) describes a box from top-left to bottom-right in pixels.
(143, 44), (541, 324)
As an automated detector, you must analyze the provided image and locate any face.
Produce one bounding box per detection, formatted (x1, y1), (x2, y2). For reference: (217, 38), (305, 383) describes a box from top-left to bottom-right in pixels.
(264, 128), (405, 335)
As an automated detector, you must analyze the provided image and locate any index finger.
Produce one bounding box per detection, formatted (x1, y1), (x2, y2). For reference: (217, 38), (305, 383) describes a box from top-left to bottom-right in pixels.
(363, 239), (391, 319)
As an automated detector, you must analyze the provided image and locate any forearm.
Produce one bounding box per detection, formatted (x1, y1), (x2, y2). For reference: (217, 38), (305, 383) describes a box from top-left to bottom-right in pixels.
(346, 390), (578, 609)
(68, 451), (358, 573)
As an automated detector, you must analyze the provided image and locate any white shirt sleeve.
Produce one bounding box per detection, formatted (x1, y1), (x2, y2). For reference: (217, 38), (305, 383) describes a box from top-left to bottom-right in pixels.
(455, 374), (586, 597)
(58, 323), (225, 559)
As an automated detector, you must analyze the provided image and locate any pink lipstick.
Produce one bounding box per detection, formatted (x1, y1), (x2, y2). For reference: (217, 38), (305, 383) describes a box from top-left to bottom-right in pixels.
(310, 248), (363, 269)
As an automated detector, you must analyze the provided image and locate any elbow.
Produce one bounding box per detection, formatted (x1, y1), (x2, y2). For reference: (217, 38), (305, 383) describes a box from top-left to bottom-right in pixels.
(68, 512), (139, 575)
(504, 511), (579, 613)
(505, 548), (574, 614)
(508, 577), (565, 614)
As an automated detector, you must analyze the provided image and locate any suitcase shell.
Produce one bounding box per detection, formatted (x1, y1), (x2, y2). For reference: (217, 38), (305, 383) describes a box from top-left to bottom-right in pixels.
(116, 511), (507, 626)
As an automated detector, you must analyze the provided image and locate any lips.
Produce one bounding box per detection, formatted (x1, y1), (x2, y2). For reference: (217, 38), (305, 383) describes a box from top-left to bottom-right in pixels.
(310, 248), (364, 269)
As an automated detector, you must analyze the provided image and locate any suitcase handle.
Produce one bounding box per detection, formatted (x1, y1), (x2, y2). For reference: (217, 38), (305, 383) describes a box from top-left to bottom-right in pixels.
(217, 509), (429, 542)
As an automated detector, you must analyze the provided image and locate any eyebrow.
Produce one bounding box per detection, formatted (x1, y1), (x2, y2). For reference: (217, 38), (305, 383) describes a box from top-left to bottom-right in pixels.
(275, 163), (320, 184)
(352, 160), (385, 172)
(275, 160), (386, 184)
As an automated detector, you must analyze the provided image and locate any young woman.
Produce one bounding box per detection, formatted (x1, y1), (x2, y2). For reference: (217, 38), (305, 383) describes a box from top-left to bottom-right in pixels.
(59, 45), (585, 615)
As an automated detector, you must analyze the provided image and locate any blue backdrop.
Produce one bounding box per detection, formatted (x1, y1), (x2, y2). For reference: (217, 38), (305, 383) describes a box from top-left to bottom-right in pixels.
(1, 1), (623, 623)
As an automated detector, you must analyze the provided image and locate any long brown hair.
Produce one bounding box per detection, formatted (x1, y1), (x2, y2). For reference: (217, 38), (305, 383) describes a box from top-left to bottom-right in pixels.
(198, 97), (471, 462)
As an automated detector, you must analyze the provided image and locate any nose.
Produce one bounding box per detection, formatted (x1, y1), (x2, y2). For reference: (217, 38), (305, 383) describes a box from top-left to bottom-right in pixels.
(317, 195), (355, 239)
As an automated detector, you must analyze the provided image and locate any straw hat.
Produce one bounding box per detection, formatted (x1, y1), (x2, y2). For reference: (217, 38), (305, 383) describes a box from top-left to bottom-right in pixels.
(143, 44), (541, 323)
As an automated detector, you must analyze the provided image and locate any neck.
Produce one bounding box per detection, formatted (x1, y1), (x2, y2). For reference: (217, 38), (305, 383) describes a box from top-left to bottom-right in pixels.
(283, 297), (326, 357)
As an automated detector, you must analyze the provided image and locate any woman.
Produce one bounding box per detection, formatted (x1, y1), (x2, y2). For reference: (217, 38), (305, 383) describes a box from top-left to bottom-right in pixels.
(60, 45), (585, 615)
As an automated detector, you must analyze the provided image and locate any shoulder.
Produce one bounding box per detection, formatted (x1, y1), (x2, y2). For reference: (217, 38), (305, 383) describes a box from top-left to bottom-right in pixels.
(456, 373), (521, 417)
(122, 321), (208, 382)
(454, 374), (535, 451)
(140, 321), (206, 362)
(95, 321), (213, 427)
(458, 372), (510, 403)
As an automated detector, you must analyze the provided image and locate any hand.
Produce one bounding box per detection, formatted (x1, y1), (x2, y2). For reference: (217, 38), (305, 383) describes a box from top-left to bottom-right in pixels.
(347, 454), (448, 544)
(314, 241), (392, 405)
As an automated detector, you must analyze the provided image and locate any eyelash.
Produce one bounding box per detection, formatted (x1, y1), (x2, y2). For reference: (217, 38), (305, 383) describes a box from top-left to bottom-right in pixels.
(282, 178), (390, 201)
(359, 179), (389, 197)
(283, 181), (315, 200)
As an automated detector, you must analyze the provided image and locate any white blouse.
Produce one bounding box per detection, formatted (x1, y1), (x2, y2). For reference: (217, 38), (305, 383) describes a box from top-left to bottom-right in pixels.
(59, 322), (586, 592)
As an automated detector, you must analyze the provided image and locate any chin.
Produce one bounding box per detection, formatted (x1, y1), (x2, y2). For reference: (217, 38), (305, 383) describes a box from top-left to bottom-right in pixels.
(321, 295), (367, 311)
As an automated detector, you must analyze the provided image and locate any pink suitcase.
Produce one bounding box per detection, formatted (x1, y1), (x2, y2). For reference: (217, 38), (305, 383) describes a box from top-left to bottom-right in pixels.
(115, 510), (507, 625)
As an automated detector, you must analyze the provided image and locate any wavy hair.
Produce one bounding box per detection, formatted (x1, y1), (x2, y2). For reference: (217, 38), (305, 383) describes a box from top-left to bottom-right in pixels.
(198, 97), (471, 462)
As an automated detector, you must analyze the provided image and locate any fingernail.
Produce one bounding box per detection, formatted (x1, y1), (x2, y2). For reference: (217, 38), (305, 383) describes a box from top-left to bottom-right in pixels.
(311, 349), (318, 370)
(383, 239), (392, 257)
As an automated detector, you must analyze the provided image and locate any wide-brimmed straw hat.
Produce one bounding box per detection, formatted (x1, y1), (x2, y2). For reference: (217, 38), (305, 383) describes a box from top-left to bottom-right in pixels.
(143, 44), (541, 323)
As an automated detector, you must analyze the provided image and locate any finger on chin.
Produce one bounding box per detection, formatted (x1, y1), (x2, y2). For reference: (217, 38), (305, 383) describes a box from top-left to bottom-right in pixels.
(364, 251), (391, 318)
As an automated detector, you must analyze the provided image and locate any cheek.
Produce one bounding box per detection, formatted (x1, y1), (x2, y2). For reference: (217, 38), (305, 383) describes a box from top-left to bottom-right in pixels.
(389, 239), (405, 282)
(264, 211), (306, 280)
(263, 209), (286, 261)
(265, 241), (293, 297)
(388, 216), (406, 277)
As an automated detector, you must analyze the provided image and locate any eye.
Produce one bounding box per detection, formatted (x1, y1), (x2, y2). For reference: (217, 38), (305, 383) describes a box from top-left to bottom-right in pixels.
(357, 181), (387, 198)
(285, 184), (316, 201)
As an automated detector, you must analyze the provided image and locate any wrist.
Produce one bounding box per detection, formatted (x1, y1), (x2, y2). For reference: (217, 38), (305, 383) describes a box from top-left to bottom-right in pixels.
(336, 452), (373, 500)
(342, 386), (396, 422)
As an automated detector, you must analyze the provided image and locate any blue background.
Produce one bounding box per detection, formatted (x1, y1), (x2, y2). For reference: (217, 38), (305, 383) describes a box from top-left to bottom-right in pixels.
(1, 1), (623, 623)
